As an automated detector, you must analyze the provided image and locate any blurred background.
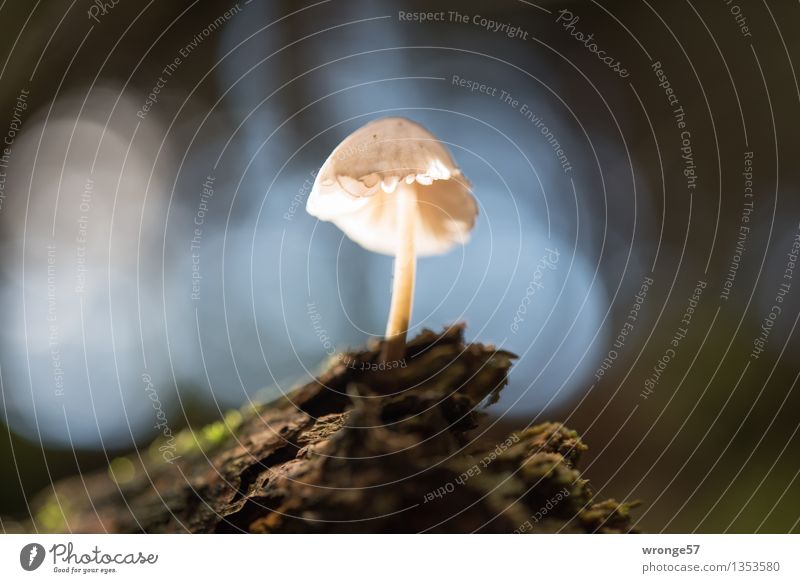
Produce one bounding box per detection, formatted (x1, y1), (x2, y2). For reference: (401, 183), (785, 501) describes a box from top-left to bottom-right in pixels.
(0, 0), (798, 533)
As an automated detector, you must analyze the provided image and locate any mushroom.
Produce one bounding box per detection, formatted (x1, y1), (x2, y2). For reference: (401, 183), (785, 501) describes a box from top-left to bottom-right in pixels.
(306, 117), (477, 362)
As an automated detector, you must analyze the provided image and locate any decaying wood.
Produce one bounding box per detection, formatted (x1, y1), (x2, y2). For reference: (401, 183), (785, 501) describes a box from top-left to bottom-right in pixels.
(30, 325), (637, 533)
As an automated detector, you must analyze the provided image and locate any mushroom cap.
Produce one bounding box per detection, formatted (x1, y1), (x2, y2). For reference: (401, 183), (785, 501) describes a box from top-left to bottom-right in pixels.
(306, 117), (477, 256)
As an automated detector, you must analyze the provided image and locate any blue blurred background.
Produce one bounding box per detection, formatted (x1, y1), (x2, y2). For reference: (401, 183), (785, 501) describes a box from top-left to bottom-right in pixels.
(0, 0), (798, 533)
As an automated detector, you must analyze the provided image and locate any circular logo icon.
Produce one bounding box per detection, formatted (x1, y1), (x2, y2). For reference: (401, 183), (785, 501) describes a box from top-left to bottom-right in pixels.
(19, 543), (46, 571)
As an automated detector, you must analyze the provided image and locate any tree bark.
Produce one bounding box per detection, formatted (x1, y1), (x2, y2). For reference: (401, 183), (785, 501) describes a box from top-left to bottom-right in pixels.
(30, 325), (637, 533)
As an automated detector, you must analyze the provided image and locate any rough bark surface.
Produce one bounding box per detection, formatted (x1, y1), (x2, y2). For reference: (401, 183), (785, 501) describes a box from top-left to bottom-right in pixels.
(30, 325), (637, 533)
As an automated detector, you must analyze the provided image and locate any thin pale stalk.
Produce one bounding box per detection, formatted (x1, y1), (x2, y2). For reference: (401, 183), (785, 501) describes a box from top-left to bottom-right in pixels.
(382, 184), (417, 362)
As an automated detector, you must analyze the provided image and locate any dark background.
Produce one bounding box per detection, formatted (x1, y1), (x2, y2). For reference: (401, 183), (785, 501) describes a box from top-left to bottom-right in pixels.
(0, 0), (798, 533)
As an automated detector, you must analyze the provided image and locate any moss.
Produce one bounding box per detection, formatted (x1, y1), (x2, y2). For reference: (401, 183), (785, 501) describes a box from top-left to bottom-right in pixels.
(35, 494), (67, 533)
(223, 409), (243, 431)
(30, 325), (639, 533)
(579, 499), (641, 533)
(200, 421), (228, 445)
(107, 457), (136, 484)
(175, 429), (199, 455)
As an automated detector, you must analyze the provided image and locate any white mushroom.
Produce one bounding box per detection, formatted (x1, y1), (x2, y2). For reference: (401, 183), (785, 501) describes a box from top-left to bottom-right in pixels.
(306, 117), (478, 361)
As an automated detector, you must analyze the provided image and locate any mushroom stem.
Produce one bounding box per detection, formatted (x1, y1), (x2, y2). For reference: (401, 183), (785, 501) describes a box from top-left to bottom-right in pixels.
(382, 184), (417, 363)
